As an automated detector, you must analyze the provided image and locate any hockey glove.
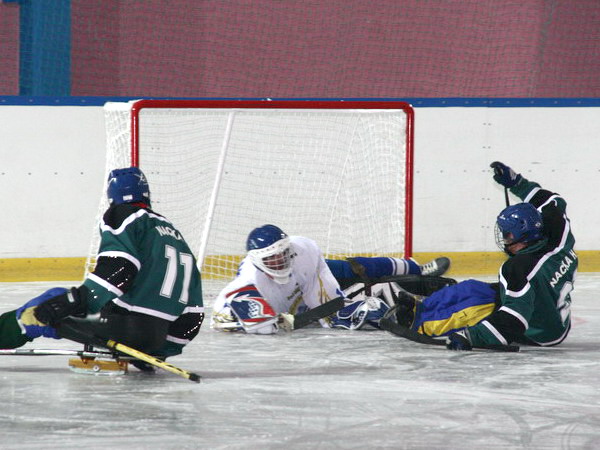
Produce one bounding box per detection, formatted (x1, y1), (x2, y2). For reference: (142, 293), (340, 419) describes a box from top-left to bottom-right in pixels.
(33, 286), (88, 326)
(278, 313), (295, 332)
(445, 329), (473, 351)
(490, 161), (522, 188)
(331, 297), (390, 330)
(16, 288), (68, 339)
(228, 295), (279, 335)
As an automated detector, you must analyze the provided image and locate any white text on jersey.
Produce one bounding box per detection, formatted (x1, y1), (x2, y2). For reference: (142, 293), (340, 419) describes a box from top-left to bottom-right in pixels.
(156, 225), (183, 241)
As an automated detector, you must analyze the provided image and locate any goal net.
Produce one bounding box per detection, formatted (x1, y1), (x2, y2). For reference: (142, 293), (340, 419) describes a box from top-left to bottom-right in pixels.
(88, 100), (414, 298)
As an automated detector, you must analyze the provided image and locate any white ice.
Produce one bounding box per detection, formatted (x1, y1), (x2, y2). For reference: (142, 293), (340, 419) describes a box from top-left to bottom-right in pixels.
(1, 275), (599, 449)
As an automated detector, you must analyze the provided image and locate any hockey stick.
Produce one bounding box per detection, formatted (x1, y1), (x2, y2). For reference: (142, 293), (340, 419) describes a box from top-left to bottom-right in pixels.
(281, 284), (370, 331)
(281, 290), (362, 331)
(216, 293), (354, 332)
(283, 274), (455, 331)
(365, 274), (457, 297)
(102, 339), (201, 382)
(286, 296), (346, 330)
(58, 321), (201, 383)
(0, 348), (124, 358)
(380, 317), (520, 352)
(347, 258), (372, 296)
(491, 163), (511, 207)
(380, 317), (447, 346)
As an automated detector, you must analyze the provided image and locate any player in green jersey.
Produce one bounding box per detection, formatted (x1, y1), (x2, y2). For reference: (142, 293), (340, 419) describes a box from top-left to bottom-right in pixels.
(386, 162), (577, 350)
(0, 167), (204, 361)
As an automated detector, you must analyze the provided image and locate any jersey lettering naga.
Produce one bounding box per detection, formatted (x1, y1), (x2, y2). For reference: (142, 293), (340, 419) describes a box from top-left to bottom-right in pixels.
(84, 204), (204, 321)
(211, 236), (343, 333)
(468, 179), (577, 347)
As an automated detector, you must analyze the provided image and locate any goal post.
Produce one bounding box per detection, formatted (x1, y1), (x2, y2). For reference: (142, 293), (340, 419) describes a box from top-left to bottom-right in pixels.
(88, 99), (414, 297)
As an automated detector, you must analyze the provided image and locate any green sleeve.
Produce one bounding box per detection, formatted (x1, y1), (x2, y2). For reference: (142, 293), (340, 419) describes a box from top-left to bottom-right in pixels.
(510, 177), (540, 201)
(0, 310), (32, 349)
(512, 176), (568, 215)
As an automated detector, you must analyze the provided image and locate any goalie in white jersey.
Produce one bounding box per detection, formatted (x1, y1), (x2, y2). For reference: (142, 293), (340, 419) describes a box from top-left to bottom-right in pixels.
(211, 224), (450, 334)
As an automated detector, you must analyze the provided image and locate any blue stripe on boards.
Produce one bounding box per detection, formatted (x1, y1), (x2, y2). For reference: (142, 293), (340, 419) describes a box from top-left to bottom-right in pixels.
(1, 97), (600, 107)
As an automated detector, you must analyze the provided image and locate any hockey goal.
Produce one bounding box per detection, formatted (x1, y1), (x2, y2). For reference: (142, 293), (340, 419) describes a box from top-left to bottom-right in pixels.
(88, 99), (414, 298)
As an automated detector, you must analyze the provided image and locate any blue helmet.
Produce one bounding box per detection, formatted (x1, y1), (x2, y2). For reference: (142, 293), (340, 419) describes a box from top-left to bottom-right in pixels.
(246, 225), (293, 284)
(246, 224), (288, 251)
(106, 167), (151, 206)
(495, 203), (543, 252)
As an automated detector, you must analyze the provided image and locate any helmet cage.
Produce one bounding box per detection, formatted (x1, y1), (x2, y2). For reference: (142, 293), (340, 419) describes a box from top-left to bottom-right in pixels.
(494, 221), (515, 251)
(247, 237), (293, 284)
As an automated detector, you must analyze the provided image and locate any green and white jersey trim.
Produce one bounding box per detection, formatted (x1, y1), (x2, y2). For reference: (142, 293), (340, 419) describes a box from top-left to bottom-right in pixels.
(100, 209), (173, 234)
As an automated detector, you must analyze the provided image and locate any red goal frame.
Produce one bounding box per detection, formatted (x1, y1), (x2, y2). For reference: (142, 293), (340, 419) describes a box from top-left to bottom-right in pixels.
(126, 99), (414, 257)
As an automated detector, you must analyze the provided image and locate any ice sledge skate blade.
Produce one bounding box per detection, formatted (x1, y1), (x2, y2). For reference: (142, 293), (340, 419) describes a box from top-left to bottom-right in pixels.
(68, 357), (128, 376)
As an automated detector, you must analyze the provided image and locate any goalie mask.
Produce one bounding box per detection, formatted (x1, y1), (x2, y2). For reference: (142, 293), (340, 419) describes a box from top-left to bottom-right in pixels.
(495, 203), (543, 254)
(107, 167), (151, 206)
(246, 224), (293, 284)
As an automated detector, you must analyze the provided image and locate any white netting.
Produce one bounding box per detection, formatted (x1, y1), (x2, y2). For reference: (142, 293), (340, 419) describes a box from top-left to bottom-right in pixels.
(87, 101), (412, 299)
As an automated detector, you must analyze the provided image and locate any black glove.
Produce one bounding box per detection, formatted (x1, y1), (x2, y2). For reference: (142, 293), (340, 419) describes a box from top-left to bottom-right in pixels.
(34, 286), (88, 326)
(446, 329), (473, 351)
(490, 161), (522, 188)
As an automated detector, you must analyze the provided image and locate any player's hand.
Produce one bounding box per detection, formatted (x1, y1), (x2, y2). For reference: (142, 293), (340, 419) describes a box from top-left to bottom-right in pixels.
(490, 161), (522, 188)
(445, 329), (473, 351)
(34, 286), (87, 326)
(278, 313), (295, 332)
(331, 297), (389, 330)
(16, 288), (66, 339)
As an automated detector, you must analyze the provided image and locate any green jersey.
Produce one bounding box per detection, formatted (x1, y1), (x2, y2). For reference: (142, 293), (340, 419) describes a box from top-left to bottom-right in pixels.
(0, 204), (203, 355)
(469, 178), (577, 347)
(84, 204), (204, 320)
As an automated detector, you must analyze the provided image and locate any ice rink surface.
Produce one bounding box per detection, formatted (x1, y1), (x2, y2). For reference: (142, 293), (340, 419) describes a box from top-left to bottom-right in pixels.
(1, 275), (599, 450)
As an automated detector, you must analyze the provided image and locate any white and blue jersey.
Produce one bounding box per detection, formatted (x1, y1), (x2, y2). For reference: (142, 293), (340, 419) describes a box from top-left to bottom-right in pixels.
(211, 236), (343, 333)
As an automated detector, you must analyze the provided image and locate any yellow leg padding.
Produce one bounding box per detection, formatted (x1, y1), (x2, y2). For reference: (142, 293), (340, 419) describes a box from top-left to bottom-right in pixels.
(419, 302), (496, 336)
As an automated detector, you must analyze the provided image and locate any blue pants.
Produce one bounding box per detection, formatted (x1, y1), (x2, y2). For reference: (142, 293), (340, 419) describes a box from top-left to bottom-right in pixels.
(413, 279), (497, 337)
(326, 257), (419, 279)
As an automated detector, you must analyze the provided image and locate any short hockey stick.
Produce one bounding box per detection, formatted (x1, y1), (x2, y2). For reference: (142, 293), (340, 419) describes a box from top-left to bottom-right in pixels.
(380, 318), (520, 352)
(380, 317), (447, 346)
(215, 295), (348, 332)
(287, 296), (346, 330)
(362, 274), (457, 297)
(0, 348), (124, 358)
(491, 164), (510, 207)
(58, 321), (201, 383)
(287, 273), (451, 330)
(282, 286), (368, 331)
(102, 339), (201, 382)
(347, 258), (372, 296)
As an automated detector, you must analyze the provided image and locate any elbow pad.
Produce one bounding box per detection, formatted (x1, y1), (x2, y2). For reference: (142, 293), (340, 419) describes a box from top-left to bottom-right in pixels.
(92, 254), (138, 293)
